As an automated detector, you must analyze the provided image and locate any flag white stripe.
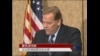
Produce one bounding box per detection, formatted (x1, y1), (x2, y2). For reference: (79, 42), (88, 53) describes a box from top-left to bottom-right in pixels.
(25, 19), (30, 30)
(32, 28), (36, 38)
(24, 34), (31, 44)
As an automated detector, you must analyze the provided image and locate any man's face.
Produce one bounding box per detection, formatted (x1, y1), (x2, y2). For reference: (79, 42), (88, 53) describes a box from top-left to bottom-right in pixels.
(42, 13), (61, 35)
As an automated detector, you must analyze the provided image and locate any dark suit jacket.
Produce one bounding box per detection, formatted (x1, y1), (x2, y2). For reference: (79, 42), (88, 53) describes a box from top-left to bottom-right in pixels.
(26, 24), (82, 56)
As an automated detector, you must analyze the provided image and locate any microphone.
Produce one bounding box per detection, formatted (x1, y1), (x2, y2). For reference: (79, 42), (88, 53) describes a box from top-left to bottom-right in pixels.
(73, 45), (81, 51)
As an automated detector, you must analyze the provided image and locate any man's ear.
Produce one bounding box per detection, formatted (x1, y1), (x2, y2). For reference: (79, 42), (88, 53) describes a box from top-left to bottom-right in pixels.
(58, 19), (61, 26)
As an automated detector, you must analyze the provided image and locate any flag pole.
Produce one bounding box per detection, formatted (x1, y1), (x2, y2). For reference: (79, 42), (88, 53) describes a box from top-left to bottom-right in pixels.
(23, 0), (30, 44)
(28, 0), (32, 44)
(22, 0), (30, 56)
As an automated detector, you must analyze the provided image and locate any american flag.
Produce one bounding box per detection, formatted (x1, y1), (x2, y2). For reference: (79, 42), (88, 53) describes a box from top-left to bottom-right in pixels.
(22, 0), (43, 55)
(23, 0), (43, 44)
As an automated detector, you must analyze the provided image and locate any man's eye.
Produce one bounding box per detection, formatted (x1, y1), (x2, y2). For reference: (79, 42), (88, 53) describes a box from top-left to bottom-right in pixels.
(47, 22), (52, 24)
(42, 22), (51, 24)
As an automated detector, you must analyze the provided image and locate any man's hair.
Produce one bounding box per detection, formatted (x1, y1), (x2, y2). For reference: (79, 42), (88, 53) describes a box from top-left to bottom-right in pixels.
(43, 6), (63, 22)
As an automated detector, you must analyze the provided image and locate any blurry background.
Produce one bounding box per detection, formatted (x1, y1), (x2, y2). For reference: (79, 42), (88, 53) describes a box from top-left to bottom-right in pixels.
(12, 0), (87, 56)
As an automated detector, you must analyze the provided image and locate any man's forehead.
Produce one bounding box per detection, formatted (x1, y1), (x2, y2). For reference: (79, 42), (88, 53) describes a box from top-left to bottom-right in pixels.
(43, 13), (54, 18)
(43, 13), (54, 17)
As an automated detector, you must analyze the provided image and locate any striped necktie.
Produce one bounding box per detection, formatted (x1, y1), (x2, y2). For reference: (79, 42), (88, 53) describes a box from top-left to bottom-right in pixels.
(49, 35), (54, 43)
(48, 35), (55, 56)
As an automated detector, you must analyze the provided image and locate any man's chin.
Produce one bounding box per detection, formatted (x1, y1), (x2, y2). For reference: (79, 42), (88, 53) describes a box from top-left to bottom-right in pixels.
(46, 33), (50, 35)
(45, 32), (51, 35)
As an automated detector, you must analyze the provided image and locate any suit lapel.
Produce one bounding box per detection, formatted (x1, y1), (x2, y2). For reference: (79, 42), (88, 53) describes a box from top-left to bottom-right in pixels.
(55, 24), (65, 43)
(44, 35), (49, 43)
(52, 24), (65, 56)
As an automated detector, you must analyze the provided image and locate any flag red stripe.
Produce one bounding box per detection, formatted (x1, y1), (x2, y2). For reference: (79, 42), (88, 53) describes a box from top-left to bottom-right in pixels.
(26, 12), (39, 32)
(24, 27), (32, 40)
(31, 18), (39, 32)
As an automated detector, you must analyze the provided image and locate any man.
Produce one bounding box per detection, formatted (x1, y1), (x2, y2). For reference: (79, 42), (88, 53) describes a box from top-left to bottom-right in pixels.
(26, 6), (82, 56)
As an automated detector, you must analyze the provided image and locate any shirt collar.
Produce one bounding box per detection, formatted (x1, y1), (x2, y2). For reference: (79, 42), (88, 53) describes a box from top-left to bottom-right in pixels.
(48, 26), (60, 42)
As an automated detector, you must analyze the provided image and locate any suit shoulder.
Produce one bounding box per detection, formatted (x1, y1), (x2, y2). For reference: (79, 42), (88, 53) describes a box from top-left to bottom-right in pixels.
(36, 29), (45, 35)
(63, 24), (80, 33)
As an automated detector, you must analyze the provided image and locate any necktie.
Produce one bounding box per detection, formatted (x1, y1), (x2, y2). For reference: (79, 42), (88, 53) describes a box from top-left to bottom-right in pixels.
(49, 35), (54, 43)
(48, 35), (54, 56)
